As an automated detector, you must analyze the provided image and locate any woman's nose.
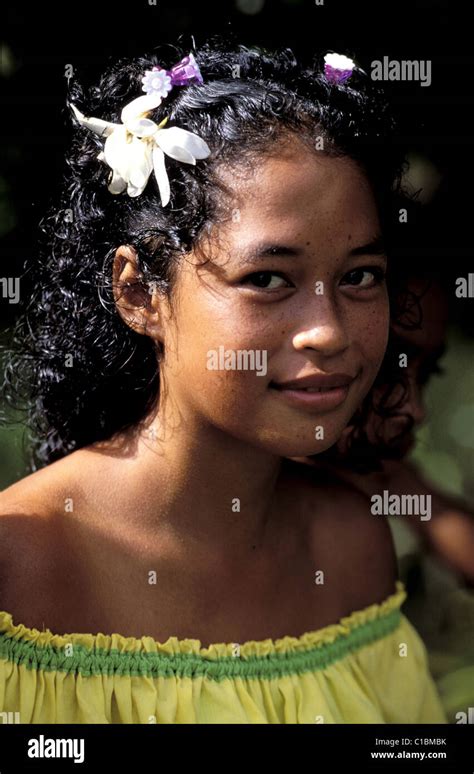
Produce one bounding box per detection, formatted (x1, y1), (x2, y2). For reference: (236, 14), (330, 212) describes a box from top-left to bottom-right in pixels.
(292, 305), (350, 357)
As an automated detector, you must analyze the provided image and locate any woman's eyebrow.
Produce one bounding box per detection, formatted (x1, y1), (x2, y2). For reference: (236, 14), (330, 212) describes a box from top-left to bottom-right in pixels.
(236, 242), (304, 263)
(236, 235), (387, 264)
(349, 235), (386, 256)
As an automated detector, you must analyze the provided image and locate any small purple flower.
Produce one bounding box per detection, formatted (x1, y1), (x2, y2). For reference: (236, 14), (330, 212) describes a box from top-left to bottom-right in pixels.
(324, 53), (355, 84)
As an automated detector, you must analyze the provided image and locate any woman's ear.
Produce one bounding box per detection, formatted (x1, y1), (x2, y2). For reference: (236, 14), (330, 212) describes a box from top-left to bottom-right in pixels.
(112, 245), (165, 341)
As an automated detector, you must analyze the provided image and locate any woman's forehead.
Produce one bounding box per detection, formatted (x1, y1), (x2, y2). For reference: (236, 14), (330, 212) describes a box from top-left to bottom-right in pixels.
(224, 150), (369, 209)
(211, 156), (379, 251)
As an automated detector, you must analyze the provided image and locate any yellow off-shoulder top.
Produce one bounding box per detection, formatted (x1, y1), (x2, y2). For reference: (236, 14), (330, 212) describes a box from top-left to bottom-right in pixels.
(0, 580), (447, 724)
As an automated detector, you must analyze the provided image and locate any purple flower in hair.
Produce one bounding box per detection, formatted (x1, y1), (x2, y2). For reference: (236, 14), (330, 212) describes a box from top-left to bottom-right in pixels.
(324, 53), (355, 84)
(142, 52), (204, 97)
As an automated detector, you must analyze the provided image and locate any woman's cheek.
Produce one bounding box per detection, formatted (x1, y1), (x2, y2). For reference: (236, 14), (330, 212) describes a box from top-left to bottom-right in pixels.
(360, 299), (390, 370)
(184, 316), (275, 403)
(196, 312), (277, 366)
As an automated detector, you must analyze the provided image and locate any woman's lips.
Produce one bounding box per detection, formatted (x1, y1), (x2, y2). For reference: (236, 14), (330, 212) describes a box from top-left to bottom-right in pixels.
(270, 372), (357, 412)
(270, 383), (352, 411)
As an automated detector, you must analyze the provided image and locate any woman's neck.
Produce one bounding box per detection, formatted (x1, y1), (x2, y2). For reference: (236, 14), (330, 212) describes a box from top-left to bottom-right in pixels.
(85, 403), (285, 560)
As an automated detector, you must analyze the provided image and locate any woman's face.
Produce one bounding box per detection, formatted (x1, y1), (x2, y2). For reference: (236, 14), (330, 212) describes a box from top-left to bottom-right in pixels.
(147, 141), (390, 456)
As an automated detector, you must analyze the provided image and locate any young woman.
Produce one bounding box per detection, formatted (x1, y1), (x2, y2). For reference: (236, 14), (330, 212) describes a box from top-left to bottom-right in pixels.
(0, 40), (446, 723)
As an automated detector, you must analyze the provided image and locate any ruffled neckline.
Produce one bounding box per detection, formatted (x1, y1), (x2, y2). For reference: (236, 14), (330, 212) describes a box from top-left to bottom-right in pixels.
(0, 581), (406, 660)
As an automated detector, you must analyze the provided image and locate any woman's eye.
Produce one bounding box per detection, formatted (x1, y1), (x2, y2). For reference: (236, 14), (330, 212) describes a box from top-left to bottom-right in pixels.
(341, 266), (386, 288)
(241, 272), (291, 290)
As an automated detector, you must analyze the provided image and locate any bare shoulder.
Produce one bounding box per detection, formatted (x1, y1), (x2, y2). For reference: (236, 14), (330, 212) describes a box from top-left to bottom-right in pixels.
(281, 459), (399, 610)
(0, 452), (90, 611)
(0, 444), (100, 520)
(0, 456), (72, 523)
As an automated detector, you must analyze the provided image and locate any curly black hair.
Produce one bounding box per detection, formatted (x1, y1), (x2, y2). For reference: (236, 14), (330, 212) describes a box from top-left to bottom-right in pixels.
(1, 35), (410, 471)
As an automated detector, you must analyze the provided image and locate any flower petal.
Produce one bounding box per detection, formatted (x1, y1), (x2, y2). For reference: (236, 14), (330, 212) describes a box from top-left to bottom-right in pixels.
(70, 103), (117, 137)
(127, 141), (153, 189)
(154, 126), (211, 163)
(152, 146), (170, 207)
(120, 93), (164, 124)
(103, 126), (132, 180)
(127, 180), (148, 197)
(127, 182), (145, 197)
(125, 117), (158, 138)
(107, 170), (127, 195)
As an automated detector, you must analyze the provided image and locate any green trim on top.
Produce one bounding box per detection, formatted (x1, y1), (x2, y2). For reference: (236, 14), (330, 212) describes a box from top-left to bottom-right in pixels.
(0, 607), (402, 681)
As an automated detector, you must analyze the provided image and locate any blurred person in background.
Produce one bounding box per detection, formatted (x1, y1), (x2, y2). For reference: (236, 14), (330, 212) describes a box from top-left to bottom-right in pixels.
(292, 244), (474, 721)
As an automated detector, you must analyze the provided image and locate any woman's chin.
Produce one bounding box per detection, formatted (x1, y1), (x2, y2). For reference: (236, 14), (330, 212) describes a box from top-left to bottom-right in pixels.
(269, 437), (341, 458)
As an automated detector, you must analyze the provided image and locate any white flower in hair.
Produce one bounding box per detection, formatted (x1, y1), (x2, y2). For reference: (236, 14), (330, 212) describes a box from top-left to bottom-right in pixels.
(141, 68), (173, 99)
(324, 53), (355, 71)
(70, 92), (211, 204)
(323, 53), (356, 84)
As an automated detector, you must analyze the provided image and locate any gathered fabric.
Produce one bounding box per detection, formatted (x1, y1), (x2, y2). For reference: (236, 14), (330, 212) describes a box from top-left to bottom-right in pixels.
(0, 580), (447, 724)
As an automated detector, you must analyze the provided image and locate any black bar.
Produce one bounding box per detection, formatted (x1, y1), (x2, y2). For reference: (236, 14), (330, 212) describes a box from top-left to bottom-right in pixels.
(0, 723), (473, 772)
